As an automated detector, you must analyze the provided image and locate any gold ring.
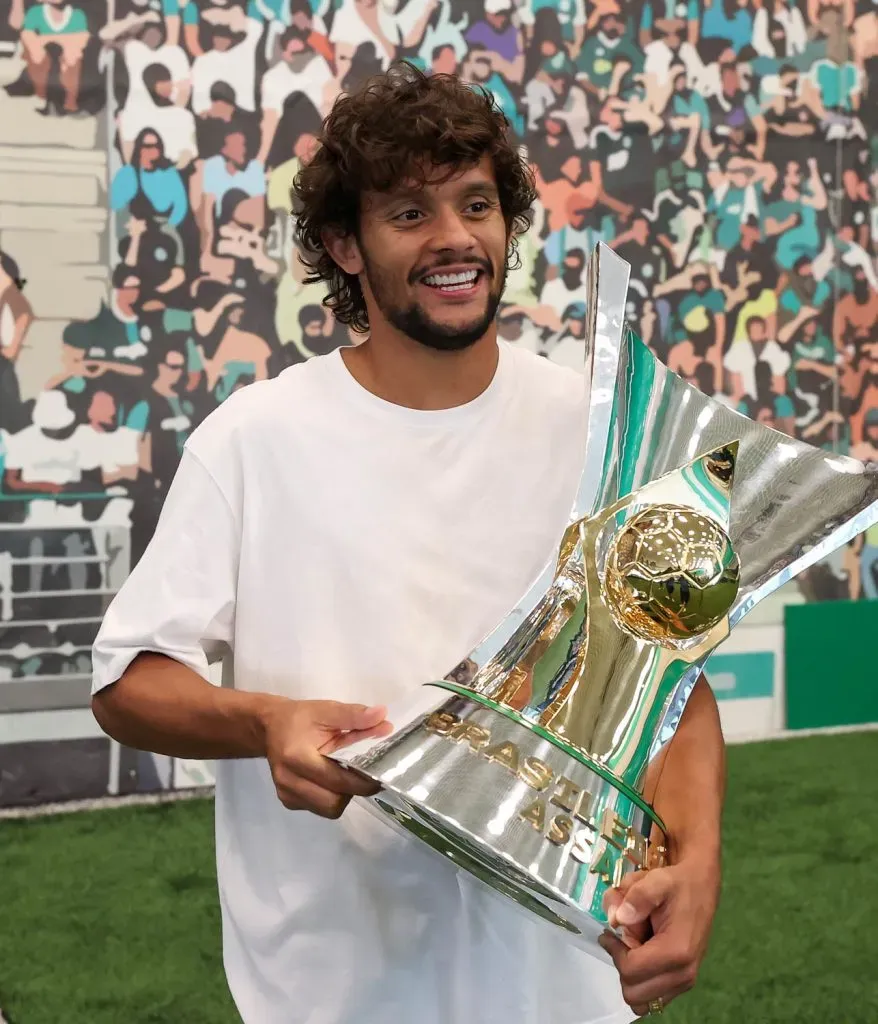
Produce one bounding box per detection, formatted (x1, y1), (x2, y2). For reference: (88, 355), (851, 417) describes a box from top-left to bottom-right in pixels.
(648, 998), (664, 1016)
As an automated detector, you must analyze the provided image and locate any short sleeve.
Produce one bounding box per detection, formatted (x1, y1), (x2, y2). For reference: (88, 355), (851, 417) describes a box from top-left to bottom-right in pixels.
(91, 447), (240, 694)
(69, 7), (89, 31)
(261, 64), (288, 112)
(126, 400), (150, 432)
(744, 93), (761, 119)
(201, 155), (223, 196)
(774, 394), (795, 417)
(2, 426), (30, 470)
(22, 7), (42, 31)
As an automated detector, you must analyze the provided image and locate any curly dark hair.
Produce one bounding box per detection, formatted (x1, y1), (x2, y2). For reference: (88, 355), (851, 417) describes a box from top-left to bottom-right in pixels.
(291, 60), (537, 334)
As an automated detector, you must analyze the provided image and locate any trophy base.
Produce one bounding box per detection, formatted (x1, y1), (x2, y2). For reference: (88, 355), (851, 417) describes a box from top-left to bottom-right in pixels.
(334, 688), (667, 962)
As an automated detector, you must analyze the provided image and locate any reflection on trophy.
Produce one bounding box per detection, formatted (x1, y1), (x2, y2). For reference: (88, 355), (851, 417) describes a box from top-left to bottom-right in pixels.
(330, 243), (878, 960)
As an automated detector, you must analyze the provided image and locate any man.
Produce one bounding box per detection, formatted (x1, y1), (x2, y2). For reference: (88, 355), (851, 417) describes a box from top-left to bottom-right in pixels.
(19, 0), (90, 114)
(91, 63), (724, 1024)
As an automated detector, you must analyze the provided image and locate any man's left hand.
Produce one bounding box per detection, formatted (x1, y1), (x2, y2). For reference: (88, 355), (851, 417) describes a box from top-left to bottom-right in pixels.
(598, 860), (720, 1016)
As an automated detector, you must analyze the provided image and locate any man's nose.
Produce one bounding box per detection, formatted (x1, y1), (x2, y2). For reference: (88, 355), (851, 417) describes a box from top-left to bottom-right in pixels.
(428, 206), (479, 254)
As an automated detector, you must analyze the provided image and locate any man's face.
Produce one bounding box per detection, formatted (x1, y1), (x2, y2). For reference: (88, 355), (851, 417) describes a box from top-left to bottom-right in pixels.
(89, 392), (116, 431)
(487, 10), (510, 29)
(142, 25), (163, 49)
(601, 15), (624, 39)
(741, 221), (760, 245)
(223, 131), (247, 167)
(433, 46), (457, 75)
(294, 132), (319, 163)
(747, 318), (766, 343)
(470, 55), (491, 82)
(351, 155), (509, 353)
(601, 102), (623, 131)
(692, 273), (710, 295)
(284, 37), (307, 61)
(116, 278), (141, 315)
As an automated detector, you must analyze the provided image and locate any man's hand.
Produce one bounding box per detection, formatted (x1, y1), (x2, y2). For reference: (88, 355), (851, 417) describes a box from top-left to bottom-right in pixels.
(261, 699), (393, 819)
(598, 860), (720, 1016)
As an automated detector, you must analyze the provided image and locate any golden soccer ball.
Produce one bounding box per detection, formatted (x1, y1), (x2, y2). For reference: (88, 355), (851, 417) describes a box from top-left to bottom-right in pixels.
(603, 504), (740, 643)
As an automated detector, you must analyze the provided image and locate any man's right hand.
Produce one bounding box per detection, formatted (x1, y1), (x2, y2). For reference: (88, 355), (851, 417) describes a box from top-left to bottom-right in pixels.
(261, 700), (393, 819)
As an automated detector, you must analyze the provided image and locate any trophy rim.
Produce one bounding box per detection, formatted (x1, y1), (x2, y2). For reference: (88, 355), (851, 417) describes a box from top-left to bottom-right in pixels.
(425, 680), (667, 831)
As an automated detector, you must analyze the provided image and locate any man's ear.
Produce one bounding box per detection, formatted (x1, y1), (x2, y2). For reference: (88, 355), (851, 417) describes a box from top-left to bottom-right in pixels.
(321, 227), (364, 277)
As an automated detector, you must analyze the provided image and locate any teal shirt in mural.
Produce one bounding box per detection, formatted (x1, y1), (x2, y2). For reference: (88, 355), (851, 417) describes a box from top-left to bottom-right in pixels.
(576, 34), (643, 90)
(764, 197), (821, 269)
(23, 3), (88, 34)
(811, 59), (861, 111)
(672, 288), (726, 341)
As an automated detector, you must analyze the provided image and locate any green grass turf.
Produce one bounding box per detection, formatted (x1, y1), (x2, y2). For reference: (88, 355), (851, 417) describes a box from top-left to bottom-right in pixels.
(1, 731), (876, 1024)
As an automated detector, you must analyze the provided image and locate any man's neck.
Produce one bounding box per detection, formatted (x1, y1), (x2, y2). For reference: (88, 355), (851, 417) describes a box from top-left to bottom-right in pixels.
(341, 327), (500, 411)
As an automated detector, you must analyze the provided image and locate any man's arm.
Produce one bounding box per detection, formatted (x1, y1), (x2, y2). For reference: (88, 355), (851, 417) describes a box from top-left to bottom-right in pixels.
(90, 443), (391, 817)
(92, 652), (277, 759)
(600, 675), (725, 1016)
(648, 675), (725, 869)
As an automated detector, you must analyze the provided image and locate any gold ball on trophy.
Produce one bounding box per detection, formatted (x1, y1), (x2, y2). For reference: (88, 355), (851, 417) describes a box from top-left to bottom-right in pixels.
(604, 504), (740, 643)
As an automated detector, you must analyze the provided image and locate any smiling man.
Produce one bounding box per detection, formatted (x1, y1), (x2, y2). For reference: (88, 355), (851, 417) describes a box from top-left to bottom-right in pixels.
(90, 62), (724, 1024)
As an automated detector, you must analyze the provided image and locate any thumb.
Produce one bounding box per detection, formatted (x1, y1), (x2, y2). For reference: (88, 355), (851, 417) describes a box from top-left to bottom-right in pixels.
(314, 701), (389, 733)
(615, 868), (674, 927)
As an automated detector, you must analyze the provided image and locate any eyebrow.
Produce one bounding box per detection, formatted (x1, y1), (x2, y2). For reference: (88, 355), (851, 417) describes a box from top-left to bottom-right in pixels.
(376, 179), (500, 208)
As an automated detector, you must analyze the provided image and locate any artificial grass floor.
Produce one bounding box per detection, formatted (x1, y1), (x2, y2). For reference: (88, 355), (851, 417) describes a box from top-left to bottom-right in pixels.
(1, 731), (876, 1024)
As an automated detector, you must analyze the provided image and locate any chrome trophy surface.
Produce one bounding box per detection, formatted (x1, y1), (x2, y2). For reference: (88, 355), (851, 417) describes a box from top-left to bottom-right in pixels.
(330, 243), (878, 961)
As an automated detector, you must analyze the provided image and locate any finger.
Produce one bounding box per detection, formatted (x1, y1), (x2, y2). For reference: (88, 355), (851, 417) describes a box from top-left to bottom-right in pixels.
(615, 868), (675, 927)
(600, 935), (692, 1016)
(604, 875), (652, 943)
(619, 933), (694, 986)
(320, 719), (394, 756)
(598, 931), (630, 969)
(624, 971), (692, 1013)
(292, 748), (383, 797)
(312, 701), (390, 734)
(276, 775), (353, 819)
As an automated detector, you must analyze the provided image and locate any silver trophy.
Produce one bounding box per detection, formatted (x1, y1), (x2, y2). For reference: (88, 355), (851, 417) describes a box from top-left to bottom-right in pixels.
(330, 243), (878, 961)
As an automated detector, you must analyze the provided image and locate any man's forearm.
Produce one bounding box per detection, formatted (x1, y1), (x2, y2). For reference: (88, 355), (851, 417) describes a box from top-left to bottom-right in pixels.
(647, 675), (726, 869)
(91, 652), (285, 759)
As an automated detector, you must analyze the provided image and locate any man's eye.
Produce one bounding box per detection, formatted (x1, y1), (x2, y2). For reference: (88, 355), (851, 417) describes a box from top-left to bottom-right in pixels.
(396, 209), (423, 222)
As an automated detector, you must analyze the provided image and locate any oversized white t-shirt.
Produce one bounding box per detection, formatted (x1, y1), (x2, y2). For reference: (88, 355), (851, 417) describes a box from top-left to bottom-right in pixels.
(91, 341), (636, 1024)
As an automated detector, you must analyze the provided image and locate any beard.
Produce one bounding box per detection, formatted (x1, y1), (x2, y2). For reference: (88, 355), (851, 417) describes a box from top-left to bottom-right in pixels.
(362, 251), (506, 352)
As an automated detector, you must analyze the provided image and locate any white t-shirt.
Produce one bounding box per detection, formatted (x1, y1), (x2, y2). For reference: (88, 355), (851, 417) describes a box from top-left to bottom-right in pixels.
(4, 425), (82, 484)
(123, 39), (190, 97)
(328, 0), (400, 68)
(724, 338), (791, 399)
(118, 101), (197, 161)
(91, 342), (635, 1024)
(190, 17), (262, 114)
(261, 52), (335, 114)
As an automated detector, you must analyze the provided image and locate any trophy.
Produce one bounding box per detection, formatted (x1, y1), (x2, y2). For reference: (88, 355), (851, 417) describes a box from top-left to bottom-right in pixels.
(331, 243), (878, 960)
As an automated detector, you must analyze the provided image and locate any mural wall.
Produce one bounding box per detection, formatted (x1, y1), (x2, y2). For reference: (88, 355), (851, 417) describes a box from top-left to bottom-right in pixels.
(0, 0), (875, 804)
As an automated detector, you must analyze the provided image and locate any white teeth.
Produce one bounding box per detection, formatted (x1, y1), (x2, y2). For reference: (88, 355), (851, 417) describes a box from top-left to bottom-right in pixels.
(424, 270), (479, 287)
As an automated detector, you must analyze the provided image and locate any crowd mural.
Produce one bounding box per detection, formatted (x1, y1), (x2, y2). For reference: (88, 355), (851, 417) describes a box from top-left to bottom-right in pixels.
(0, 0), (875, 800)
